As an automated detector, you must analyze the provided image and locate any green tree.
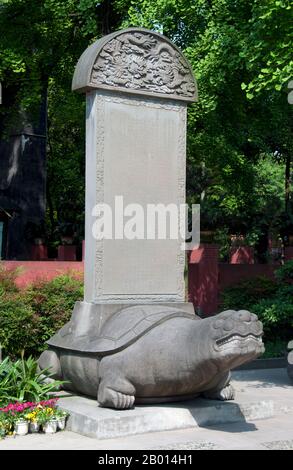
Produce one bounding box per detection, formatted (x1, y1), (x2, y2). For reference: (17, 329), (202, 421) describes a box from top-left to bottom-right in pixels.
(0, 0), (131, 247)
(0, 0), (292, 255)
(121, 0), (292, 252)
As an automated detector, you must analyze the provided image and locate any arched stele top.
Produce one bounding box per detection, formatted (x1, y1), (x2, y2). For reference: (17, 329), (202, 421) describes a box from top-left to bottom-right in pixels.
(72, 28), (197, 103)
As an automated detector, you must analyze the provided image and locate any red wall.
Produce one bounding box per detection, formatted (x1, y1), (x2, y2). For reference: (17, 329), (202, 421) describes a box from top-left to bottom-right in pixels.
(3, 261), (84, 288)
(4, 245), (293, 310)
(219, 264), (275, 291)
(187, 244), (290, 316)
(188, 245), (219, 316)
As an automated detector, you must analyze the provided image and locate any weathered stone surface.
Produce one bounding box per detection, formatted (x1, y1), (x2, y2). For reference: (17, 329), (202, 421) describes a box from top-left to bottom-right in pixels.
(46, 301), (197, 353)
(77, 29), (195, 305)
(40, 29), (264, 411)
(57, 391), (274, 441)
(39, 308), (264, 409)
(84, 92), (187, 303)
(72, 28), (197, 102)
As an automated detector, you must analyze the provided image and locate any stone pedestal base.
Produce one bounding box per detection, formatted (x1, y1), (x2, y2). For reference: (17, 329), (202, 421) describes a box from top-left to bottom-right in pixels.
(40, 303), (264, 410)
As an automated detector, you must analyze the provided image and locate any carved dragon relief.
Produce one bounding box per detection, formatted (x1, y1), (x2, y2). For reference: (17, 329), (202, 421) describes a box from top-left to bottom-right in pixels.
(90, 31), (196, 99)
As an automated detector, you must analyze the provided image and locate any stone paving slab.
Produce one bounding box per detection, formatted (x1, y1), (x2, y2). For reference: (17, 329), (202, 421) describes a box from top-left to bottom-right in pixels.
(0, 368), (292, 449)
(59, 395), (275, 440)
(55, 368), (292, 440)
(232, 368), (293, 414)
(1, 413), (293, 450)
(262, 440), (293, 450)
(154, 440), (219, 450)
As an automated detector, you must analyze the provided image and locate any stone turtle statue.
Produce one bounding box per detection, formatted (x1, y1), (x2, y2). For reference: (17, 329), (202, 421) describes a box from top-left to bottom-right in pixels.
(39, 306), (264, 409)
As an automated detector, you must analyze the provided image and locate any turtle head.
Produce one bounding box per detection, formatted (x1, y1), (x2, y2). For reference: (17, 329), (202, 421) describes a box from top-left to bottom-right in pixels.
(199, 310), (264, 371)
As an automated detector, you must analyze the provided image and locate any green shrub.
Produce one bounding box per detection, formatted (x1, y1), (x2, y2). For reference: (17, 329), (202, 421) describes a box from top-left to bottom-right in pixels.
(23, 273), (83, 355)
(251, 299), (293, 341)
(275, 260), (293, 284)
(0, 356), (64, 407)
(0, 268), (83, 359)
(274, 283), (293, 301)
(221, 262), (293, 349)
(220, 276), (277, 311)
(0, 295), (36, 358)
(261, 340), (288, 359)
(0, 264), (21, 297)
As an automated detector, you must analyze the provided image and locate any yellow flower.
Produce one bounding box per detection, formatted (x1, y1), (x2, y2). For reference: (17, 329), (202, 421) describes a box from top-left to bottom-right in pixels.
(25, 412), (37, 421)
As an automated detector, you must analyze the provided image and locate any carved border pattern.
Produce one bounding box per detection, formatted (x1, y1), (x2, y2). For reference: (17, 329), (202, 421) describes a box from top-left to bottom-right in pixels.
(94, 92), (186, 303)
(94, 94), (105, 299)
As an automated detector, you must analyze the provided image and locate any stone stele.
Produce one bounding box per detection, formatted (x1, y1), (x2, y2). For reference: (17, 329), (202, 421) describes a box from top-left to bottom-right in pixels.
(39, 28), (265, 409)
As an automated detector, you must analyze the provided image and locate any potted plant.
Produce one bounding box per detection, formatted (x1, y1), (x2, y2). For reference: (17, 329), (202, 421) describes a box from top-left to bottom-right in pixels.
(25, 410), (41, 433)
(54, 408), (69, 431)
(0, 413), (12, 439)
(14, 417), (29, 436)
(3, 406), (29, 436)
(42, 418), (58, 434)
(37, 406), (58, 434)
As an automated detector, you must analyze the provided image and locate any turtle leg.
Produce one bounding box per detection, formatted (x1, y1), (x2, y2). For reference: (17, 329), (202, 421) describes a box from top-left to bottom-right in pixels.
(202, 371), (235, 401)
(38, 349), (62, 380)
(98, 373), (136, 410)
(203, 384), (235, 401)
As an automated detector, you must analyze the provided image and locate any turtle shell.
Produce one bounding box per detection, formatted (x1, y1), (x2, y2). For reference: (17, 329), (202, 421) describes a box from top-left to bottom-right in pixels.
(47, 305), (199, 355)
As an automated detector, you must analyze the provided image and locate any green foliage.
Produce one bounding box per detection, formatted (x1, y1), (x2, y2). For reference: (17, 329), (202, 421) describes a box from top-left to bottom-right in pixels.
(220, 276), (277, 311)
(221, 262), (293, 347)
(0, 296), (36, 358)
(0, 264), (21, 296)
(251, 298), (293, 341)
(240, 0), (293, 97)
(275, 260), (293, 284)
(0, 1), (292, 251)
(0, 0), (130, 246)
(0, 266), (83, 358)
(0, 411), (12, 438)
(213, 227), (231, 262)
(262, 339), (288, 359)
(121, 0), (293, 244)
(24, 273), (83, 353)
(0, 356), (64, 407)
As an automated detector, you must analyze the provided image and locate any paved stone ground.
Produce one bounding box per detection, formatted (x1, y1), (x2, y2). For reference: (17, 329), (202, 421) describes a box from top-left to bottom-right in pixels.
(1, 414), (293, 450)
(1, 368), (292, 450)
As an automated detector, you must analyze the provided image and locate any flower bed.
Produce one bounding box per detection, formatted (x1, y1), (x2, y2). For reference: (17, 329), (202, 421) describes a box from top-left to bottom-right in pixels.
(0, 398), (69, 438)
